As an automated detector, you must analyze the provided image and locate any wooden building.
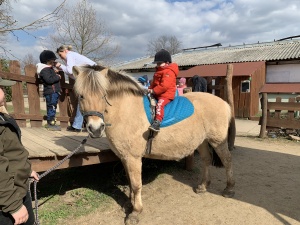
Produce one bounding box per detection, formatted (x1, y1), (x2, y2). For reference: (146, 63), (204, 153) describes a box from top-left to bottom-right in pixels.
(178, 61), (266, 118)
(113, 39), (300, 119)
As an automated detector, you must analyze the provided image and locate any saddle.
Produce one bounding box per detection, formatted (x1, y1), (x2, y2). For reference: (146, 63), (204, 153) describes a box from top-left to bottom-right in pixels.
(143, 95), (194, 127)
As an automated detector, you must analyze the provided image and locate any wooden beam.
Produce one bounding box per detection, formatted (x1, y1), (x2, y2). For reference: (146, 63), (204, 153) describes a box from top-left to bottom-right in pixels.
(30, 151), (119, 172)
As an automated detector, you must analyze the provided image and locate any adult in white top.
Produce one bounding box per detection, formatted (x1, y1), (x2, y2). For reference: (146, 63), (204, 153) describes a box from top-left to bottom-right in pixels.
(56, 46), (96, 80)
(56, 45), (96, 132)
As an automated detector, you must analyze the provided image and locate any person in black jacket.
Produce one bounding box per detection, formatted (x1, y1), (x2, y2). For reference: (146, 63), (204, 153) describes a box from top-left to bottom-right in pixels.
(0, 83), (39, 225)
(36, 50), (61, 131)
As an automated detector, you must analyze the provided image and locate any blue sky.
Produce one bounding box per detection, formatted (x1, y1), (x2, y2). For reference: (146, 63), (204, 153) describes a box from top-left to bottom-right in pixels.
(3, 0), (300, 64)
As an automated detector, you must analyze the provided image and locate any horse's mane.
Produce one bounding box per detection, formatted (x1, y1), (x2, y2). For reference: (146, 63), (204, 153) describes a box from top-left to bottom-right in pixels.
(74, 65), (145, 98)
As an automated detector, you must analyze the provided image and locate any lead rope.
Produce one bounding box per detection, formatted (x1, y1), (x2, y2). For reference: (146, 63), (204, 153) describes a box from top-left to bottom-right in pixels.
(29, 135), (89, 225)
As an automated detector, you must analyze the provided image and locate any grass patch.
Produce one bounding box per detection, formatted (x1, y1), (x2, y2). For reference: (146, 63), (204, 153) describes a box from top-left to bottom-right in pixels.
(38, 189), (112, 225)
(33, 158), (187, 224)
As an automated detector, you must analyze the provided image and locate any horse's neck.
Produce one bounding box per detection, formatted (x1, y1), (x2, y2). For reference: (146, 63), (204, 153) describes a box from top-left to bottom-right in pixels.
(106, 95), (145, 122)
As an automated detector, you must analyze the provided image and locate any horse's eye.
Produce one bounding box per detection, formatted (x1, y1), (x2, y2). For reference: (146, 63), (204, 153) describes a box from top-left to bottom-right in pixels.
(79, 95), (84, 100)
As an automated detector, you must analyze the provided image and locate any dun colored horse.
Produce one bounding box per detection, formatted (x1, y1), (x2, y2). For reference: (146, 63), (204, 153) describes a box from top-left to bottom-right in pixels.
(72, 65), (235, 224)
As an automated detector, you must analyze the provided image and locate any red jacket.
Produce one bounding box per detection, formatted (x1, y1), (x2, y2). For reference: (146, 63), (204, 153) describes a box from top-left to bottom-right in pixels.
(149, 63), (179, 100)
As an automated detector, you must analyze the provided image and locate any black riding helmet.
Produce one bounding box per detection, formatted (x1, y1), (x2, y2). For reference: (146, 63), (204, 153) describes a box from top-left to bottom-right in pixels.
(153, 49), (172, 63)
(39, 50), (57, 63)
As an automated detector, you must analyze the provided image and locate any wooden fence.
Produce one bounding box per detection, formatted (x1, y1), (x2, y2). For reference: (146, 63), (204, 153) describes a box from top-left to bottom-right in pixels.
(0, 60), (77, 127)
(259, 93), (300, 137)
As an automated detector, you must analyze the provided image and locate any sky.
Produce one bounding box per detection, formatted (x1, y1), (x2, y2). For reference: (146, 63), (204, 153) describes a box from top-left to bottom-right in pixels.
(3, 0), (300, 65)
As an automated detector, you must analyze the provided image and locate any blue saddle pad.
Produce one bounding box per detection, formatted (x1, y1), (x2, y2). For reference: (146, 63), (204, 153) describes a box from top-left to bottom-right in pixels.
(143, 95), (194, 128)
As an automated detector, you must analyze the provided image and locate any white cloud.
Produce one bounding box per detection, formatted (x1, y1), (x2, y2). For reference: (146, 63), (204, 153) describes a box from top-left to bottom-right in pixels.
(4, 0), (300, 63)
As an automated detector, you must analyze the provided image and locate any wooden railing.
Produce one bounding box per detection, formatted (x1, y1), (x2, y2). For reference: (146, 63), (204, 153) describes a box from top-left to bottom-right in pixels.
(0, 60), (77, 128)
(259, 93), (300, 137)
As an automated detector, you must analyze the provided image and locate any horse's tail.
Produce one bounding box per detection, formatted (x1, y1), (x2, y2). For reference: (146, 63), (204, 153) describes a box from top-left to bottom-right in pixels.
(228, 115), (236, 151)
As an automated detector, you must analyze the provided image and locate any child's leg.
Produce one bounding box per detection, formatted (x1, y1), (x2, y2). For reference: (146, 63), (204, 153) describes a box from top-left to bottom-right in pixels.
(155, 97), (171, 122)
(45, 92), (59, 124)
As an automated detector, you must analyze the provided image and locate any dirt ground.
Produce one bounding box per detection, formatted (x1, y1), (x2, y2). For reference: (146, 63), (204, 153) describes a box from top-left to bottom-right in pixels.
(60, 136), (300, 225)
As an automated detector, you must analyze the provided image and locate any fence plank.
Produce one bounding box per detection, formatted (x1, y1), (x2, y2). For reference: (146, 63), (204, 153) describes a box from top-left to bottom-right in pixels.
(25, 64), (42, 127)
(267, 102), (300, 111)
(10, 61), (26, 127)
(266, 118), (300, 130)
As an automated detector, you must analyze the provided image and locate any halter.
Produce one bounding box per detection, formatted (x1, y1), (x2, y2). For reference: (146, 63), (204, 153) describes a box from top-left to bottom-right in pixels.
(80, 94), (112, 127)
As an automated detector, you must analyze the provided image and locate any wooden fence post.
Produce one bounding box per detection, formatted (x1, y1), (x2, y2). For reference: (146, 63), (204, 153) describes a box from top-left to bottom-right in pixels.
(259, 93), (267, 138)
(10, 60), (26, 127)
(24, 64), (42, 127)
(225, 64), (236, 151)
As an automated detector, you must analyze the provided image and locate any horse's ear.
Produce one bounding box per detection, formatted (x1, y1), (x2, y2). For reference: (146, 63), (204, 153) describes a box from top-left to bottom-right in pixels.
(72, 66), (82, 78)
(99, 68), (109, 77)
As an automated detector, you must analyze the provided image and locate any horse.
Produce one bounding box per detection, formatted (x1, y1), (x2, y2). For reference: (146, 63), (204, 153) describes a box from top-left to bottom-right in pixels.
(72, 65), (235, 225)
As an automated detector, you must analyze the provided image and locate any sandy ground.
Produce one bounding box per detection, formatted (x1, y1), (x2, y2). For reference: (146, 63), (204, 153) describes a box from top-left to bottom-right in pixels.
(63, 136), (300, 225)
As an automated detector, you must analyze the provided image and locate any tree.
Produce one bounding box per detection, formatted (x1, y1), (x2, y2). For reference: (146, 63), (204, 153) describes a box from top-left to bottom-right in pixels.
(21, 53), (38, 69)
(0, 0), (66, 58)
(147, 35), (182, 56)
(49, 0), (120, 65)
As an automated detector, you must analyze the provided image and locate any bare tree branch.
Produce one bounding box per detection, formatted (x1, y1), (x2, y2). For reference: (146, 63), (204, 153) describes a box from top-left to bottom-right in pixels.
(48, 0), (120, 65)
(147, 35), (182, 56)
(0, 0), (66, 59)
(0, 0), (66, 34)
(21, 53), (38, 69)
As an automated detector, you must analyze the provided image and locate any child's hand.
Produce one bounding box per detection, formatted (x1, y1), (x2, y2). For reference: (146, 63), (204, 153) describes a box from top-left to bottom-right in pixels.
(55, 62), (61, 68)
(148, 89), (153, 94)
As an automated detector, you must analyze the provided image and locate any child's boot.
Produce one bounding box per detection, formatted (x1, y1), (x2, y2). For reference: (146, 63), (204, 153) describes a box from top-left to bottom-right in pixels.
(46, 120), (61, 131)
(149, 119), (161, 132)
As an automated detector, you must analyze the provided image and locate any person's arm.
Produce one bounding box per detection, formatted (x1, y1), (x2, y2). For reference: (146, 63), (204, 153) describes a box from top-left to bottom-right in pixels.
(59, 53), (76, 78)
(40, 69), (60, 85)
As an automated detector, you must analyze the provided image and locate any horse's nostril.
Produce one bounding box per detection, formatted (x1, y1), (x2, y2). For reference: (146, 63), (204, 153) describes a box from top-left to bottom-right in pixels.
(100, 124), (105, 131)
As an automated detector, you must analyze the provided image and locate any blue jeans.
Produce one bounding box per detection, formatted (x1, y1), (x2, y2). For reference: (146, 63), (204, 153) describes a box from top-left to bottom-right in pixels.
(45, 92), (59, 123)
(0, 192), (35, 225)
(72, 103), (83, 129)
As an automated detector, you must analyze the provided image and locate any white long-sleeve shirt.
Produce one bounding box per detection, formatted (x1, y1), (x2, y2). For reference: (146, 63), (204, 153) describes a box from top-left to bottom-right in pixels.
(60, 51), (96, 79)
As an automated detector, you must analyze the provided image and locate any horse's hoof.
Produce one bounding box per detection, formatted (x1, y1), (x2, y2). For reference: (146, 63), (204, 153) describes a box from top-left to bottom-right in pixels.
(194, 186), (207, 194)
(222, 189), (235, 198)
(125, 213), (139, 225)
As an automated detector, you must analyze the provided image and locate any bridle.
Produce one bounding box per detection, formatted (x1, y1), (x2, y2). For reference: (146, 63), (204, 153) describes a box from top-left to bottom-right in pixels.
(80, 93), (112, 127)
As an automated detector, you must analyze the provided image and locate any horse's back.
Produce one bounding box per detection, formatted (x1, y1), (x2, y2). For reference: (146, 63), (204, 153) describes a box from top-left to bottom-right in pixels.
(184, 92), (231, 138)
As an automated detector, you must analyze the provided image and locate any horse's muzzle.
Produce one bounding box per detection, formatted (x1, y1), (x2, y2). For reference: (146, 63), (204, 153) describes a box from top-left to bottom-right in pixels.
(87, 122), (105, 138)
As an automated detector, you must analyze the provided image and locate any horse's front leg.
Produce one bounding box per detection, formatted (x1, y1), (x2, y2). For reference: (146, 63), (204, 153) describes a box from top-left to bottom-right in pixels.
(122, 157), (143, 225)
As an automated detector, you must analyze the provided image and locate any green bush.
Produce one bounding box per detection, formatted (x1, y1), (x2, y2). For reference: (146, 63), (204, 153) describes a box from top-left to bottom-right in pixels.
(4, 86), (12, 102)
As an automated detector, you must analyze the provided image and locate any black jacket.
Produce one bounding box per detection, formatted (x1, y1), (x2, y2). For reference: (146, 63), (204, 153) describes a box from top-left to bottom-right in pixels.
(0, 113), (31, 214)
(36, 63), (61, 96)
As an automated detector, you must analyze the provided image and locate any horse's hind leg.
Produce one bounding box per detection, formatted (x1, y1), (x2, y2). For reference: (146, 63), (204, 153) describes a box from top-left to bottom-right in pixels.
(211, 141), (235, 198)
(195, 140), (211, 194)
(121, 157), (143, 225)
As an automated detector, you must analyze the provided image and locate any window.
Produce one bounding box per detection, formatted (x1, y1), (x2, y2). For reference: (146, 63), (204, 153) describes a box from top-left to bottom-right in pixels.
(241, 80), (250, 93)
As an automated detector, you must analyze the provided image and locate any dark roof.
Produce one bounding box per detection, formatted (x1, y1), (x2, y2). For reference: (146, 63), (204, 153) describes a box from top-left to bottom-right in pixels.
(260, 83), (300, 93)
(178, 61), (265, 78)
(113, 40), (300, 70)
